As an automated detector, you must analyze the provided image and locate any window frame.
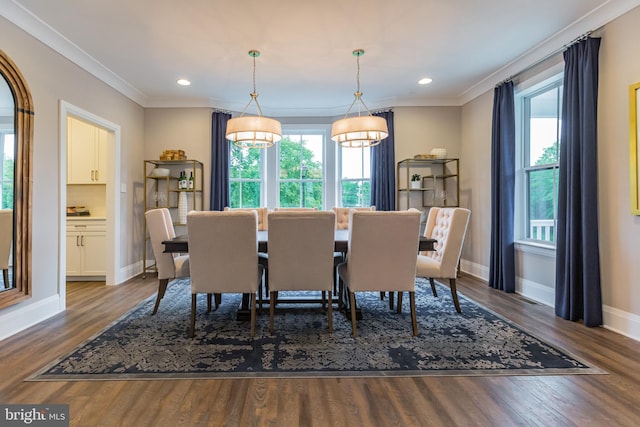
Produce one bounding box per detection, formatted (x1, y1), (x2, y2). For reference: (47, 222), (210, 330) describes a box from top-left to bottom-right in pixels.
(515, 67), (563, 249)
(228, 143), (266, 208)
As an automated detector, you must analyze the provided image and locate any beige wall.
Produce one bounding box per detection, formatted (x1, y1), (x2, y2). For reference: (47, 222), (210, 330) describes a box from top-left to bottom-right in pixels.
(460, 5), (640, 331)
(0, 16), (144, 320)
(597, 5), (640, 316)
(144, 108), (212, 210)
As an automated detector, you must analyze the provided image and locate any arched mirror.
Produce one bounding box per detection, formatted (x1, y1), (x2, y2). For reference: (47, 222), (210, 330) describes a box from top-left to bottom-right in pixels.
(0, 49), (33, 308)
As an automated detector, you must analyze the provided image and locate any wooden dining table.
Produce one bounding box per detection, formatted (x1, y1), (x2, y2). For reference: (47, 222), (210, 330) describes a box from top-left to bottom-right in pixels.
(163, 230), (436, 320)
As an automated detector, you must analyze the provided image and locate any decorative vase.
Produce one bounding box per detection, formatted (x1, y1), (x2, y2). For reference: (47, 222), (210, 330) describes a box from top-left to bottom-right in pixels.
(178, 191), (188, 224)
(411, 181), (421, 189)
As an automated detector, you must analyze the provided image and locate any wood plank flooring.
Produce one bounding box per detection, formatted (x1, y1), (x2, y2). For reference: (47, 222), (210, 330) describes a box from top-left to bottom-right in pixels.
(1, 274), (639, 426)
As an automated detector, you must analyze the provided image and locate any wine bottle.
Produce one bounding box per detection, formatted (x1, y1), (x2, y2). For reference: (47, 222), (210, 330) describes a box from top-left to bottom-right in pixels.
(178, 171), (184, 189)
(188, 172), (194, 189)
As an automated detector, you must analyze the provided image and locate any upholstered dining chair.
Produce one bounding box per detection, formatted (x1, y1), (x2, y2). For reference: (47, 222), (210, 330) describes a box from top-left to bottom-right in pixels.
(272, 207), (318, 212)
(416, 207), (471, 313)
(337, 209), (421, 336)
(332, 206), (376, 230)
(330, 206), (376, 295)
(267, 210), (336, 334)
(145, 208), (190, 314)
(0, 209), (13, 288)
(187, 210), (263, 338)
(223, 206), (269, 231)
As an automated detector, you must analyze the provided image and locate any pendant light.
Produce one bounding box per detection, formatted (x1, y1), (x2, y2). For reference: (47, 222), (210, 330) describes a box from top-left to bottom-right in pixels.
(226, 50), (282, 148)
(331, 49), (388, 148)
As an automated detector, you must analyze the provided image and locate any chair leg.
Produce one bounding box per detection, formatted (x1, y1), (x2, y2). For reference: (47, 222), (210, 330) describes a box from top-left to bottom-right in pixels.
(410, 291), (418, 336)
(152, 278), (169, 315)
(380, 291), (385, 300)
(2, 269), (8, 288)
(269, 292), (276, 335)
(190, 293), (197, 338)
(206, 294), (212, 313)
(258, 276), (263, 315)
(397, 291), (403, 314)
(250, 292), (256, 338)
(349, 291), (358, 337)
(328, 291), (333, 333)
(388, 291), (395, 310)
(322, 290), (326, 310)
(214, 293), (221, 308)
(429, 278), (438, 297)
(450, 278), (461, 313)
(338, 276), (344, 310)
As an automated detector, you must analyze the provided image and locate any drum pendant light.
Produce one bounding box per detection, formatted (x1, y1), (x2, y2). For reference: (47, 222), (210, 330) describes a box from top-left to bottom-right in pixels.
(226, 50), (282, 149)
(331, 49), (388, 148)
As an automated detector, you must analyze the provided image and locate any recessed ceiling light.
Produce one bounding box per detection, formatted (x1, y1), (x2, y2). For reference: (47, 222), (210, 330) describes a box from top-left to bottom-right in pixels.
(177, 79), (191, 86)
(418, 78), (433, 85)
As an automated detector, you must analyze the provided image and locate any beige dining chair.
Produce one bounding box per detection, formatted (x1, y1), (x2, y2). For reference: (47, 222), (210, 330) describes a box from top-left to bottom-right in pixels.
(416, 207), (471, 313)
(145, 208), (190, 314)
(223, 206), (269, 231)
(272, 207), (318, 212)
(187, 210), (263, 338)
(332, 206), (376, 230)
(267, 210), (336, 334)
(337, 209), (421, 336)
(0, 209), (12, 288)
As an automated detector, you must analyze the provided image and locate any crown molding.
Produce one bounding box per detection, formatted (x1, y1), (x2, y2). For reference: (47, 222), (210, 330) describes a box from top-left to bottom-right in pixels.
(1, 0), (147, 106)
(459, 0), (640, 105)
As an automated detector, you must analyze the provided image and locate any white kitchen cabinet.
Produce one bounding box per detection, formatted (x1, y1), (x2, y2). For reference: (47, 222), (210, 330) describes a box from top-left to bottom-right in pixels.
(67, 116), (108, 184)
(66, 218), (106, 279)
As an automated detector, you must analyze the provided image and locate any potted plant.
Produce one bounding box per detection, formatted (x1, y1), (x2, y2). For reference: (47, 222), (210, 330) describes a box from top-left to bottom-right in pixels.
(411, 173), (421, 189)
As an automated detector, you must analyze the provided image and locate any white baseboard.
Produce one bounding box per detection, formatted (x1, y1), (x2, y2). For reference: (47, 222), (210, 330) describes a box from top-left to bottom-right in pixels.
(116, 260), (145, 285)
(0, 295), (62, 341)
(461, 258), (640, 342)
(516, 277), (555, 307)
(603, 305), (640, 342)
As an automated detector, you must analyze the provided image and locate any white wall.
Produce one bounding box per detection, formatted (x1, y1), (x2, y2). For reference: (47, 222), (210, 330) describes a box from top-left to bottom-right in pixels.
(0, 15), (144, 339)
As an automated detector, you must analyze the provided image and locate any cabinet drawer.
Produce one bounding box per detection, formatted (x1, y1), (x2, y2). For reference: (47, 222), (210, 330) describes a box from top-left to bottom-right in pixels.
(66, 219), (106, 233)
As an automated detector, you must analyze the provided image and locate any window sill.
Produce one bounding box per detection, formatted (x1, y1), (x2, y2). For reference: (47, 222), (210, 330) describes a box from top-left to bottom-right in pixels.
(515, 240), (556, 258)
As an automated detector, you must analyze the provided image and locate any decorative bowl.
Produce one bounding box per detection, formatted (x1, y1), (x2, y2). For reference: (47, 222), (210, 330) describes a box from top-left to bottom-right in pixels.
(150, 168), (170, 177)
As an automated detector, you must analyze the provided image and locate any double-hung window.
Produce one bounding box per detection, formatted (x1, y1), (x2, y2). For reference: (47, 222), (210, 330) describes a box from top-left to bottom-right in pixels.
(339, 146), (370, 207)
(516, 75), (562, 245)
(229, 144), (263, 208)
(278, 133), (324, 209)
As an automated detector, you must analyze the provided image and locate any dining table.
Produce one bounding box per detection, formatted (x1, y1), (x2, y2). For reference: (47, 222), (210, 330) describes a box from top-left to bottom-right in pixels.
(163, 229), (436, 320)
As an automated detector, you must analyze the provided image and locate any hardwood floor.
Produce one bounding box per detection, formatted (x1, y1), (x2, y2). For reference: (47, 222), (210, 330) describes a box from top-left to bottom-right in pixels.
(1, 274), (640, 426)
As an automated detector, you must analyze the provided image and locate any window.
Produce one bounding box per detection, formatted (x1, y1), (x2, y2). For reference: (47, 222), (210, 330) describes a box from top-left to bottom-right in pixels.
(278, 133), (324, 209)
(229, 144), (263, 208)
(1, 132), (13, 209)
(339, 146), (370, 207)
(228, 124), (363, 210)
(517, 77), (562, 245)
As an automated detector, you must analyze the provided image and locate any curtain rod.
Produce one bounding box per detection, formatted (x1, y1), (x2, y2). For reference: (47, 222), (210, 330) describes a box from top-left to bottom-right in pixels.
(496, 31), (594, 87)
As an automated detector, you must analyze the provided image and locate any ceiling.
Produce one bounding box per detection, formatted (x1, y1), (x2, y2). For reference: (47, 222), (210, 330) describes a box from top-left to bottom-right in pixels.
(3, 0), (640, 117)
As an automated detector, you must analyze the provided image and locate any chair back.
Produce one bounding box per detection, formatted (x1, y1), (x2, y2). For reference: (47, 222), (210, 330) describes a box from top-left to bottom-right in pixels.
(332, 206), (376, 230)
(187, 210), (259, 294)
(224, 206), (269, 230)
(145, 208), (178, 280)
(0, 210), (12, 269)
(268, 211), (335, 291)
(422, 207), (471, 277)
(346, 209), (421, 292)
(273, 207), (318, 212)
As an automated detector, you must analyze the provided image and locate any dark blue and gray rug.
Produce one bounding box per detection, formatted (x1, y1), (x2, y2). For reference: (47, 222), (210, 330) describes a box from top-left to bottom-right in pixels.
(30, 278), (601, 380)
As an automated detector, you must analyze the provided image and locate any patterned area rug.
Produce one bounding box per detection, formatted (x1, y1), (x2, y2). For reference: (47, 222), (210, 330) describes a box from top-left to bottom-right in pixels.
(29, 278), (601, 380)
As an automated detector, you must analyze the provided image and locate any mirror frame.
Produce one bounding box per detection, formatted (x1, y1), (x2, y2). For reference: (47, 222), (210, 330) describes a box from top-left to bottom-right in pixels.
(0, 49), (33, 308)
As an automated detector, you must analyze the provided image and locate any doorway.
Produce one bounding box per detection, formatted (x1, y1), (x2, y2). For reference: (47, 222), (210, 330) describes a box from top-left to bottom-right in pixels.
(58, 101), (121, 309)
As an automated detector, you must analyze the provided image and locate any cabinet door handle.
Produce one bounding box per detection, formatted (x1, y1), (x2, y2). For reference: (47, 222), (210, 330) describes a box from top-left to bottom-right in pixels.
(91, 170), (95, 181)
(76, 235), (80, 246)
(81, 235), (84, 246)
(94, 170), (98, 181)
